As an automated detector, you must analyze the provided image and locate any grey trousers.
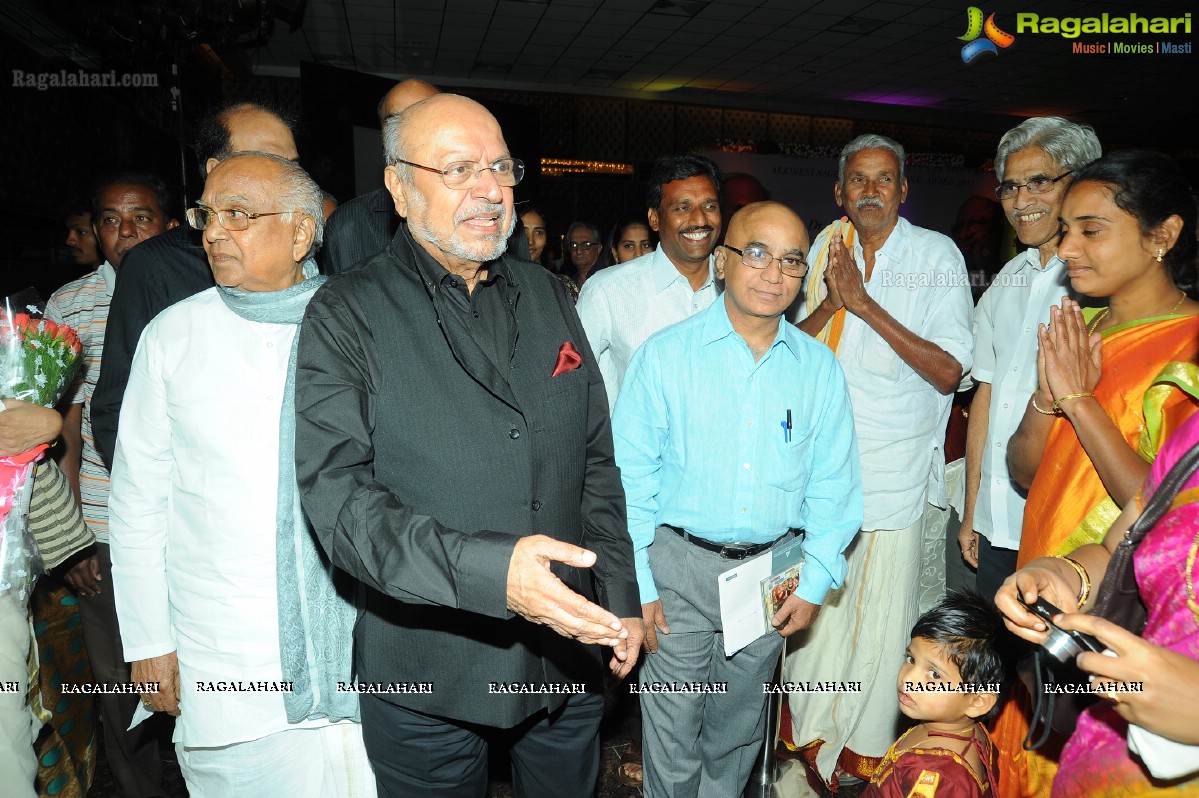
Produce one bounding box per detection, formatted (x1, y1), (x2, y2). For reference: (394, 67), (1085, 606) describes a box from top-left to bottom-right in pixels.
(641, 526), (785, 798)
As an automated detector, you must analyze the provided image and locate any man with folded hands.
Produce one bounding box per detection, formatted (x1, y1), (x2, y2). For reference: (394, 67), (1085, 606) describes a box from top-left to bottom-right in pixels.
(611, 201), (862, 796)
(294, 93), (641, 797)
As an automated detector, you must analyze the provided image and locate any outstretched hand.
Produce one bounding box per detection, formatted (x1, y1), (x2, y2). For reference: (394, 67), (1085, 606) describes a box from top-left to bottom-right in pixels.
(610, 617), (645, 679)
(506, 535), (627, 646)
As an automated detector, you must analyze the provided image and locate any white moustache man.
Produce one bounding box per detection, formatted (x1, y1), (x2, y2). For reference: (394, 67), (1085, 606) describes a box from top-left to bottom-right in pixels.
(294, 94), (641, 797)
(785, 133), (974, 790)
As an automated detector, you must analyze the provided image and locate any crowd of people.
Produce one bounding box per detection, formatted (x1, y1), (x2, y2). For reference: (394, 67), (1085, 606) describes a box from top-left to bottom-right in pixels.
(1, 77), (1197, 798)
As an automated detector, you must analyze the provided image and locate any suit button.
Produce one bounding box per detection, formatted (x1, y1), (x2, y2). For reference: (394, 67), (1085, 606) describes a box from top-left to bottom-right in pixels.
(509, 428), (520, 439)
(532, 500), (541, 511)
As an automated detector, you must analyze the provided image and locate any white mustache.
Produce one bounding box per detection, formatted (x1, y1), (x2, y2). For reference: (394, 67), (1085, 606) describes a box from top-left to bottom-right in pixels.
(456, 203), (505, 223)
(856, 197), (884, 210)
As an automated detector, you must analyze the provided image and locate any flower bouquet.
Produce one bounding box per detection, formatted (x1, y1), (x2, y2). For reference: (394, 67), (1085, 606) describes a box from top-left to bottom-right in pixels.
(0, 294), (82, 599)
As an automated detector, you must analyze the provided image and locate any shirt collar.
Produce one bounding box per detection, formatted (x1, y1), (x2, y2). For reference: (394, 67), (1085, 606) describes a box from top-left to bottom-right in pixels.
(869, 216), (908, 266)
(651, 248), (716, 294)
(99, 260), (117, 295)
(1012, 247), (1062, 275)
(699, 297), (802, 361)
(401, 222), (513, 293)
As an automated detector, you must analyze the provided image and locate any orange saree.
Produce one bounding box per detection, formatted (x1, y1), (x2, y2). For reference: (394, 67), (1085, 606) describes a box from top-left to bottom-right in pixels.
(991, 310), (1199, 798)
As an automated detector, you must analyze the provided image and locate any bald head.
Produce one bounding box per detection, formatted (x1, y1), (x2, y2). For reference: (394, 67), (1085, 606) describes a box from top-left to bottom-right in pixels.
(378, 79), (440, 124)
(383, 94), (504, 171)
(724, 201), (808, 252)
(202, 104), (298, 177)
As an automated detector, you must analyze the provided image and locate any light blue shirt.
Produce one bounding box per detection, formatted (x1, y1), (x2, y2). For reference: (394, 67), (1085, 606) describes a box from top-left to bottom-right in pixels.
(612, 298), (863, 605)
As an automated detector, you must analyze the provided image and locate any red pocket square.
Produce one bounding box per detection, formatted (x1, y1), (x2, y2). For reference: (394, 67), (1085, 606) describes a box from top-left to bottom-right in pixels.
(552, 341), (583, 377)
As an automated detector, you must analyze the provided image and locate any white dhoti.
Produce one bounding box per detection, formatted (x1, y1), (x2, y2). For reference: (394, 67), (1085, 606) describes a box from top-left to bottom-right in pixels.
(177, 723), (376, 798)
(780, 505), (942, 790)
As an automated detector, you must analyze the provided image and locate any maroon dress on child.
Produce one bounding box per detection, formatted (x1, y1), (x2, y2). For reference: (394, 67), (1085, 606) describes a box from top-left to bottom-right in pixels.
(863, 726), (999, 797)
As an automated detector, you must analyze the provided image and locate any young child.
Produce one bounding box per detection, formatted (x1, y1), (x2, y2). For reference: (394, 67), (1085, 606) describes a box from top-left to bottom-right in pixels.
(864, 591), (1005, 797)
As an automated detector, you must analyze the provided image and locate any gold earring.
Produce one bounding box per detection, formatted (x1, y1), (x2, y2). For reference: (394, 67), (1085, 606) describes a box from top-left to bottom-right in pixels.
(1156, 248), (1165, 263)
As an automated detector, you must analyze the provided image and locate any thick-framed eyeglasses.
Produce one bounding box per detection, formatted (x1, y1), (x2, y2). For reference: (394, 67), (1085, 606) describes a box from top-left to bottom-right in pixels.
(566, 241), (600, 251)
(185, 207), (298, 232)
(393, 157), (524, 189)
(995, 171), (1072, 201)
(720, 244), (808, 278)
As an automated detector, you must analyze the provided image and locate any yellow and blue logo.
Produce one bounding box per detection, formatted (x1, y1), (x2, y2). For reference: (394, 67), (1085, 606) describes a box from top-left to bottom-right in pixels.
(958, 7), (1016, 63)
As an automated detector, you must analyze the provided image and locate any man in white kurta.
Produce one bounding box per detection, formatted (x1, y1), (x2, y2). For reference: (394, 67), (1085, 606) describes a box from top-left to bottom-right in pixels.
(959, 117), (1101, 601)
(784, 135), (973, 791)
(107, 153), (374, 797)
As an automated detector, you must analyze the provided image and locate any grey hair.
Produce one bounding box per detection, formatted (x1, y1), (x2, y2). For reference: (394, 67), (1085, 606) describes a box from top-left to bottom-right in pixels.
(838, 134), (906, 186)
(218, 151), (326, 260)
(382, 96), (439, 180)
(566, 220), (602, 242)
(994, 117), (1101, 182)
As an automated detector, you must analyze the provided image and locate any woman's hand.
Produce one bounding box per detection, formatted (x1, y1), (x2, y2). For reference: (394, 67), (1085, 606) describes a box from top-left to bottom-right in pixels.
(1056, 613), (1199, 745)
(0, 399), (61, 456)
(1039, 299), (1102, 402)
(995, 559), (1080, 644)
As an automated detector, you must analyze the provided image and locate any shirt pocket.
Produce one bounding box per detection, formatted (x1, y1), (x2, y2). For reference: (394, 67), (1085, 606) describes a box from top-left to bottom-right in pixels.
(859, 332), (902, 381)
(764, 433), (809, 493)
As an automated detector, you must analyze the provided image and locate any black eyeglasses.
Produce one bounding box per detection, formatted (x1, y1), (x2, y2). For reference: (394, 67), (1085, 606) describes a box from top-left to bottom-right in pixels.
(995, 171), (1072, 201)
(720, 244), (808, 278)
(392, 157), (525, 189)
(567, 241), (599, 251)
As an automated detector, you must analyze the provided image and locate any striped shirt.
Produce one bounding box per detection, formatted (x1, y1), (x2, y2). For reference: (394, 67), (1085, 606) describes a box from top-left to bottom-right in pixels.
(46, 262), (115, 543)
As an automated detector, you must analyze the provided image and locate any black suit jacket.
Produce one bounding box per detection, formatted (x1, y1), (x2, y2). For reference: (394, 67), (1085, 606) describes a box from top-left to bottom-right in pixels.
(91, 225), (211, 468)
(295, 225), (639, 728)
(321, 187), (397, 275)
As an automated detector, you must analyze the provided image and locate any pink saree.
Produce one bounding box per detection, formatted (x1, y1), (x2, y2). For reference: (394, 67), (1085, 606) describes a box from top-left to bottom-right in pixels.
(1052, 411), (1199, 797)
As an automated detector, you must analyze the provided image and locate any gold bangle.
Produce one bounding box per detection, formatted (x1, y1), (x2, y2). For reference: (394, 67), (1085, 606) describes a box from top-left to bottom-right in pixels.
(1031, 394), (1058, 416)
(1054, 554), (1092, 609)
(1052, 392), (1094, 412)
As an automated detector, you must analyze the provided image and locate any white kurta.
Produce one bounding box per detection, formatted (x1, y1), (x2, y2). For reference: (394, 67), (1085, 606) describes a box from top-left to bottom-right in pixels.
(109, 288), (330, 748)
(782, 218), (975, 790)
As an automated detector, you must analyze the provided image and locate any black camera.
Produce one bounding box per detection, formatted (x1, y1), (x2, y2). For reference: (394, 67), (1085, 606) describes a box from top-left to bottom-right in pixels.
(1021, 596), (1104, 663)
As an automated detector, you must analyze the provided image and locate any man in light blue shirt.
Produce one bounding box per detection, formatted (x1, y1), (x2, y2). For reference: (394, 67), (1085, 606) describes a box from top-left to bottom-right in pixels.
(612, 202), (862, 797)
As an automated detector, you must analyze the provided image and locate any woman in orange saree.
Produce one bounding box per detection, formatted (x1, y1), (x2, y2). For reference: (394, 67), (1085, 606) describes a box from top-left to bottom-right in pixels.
(991, 150), (1199, 798)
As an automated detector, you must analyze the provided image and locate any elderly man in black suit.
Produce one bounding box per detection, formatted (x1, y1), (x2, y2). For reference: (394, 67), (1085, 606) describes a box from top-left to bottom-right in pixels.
(295, 93), (642, 798)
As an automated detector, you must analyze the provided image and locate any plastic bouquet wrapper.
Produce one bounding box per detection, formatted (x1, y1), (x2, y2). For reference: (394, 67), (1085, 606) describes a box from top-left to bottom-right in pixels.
(0, 291), (83, 600)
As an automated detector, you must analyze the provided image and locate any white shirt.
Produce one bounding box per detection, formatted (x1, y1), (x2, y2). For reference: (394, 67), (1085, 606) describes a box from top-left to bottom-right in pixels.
(109, 289), (331, 747)
(823, 217), (974, 530)
(971, 249), (1072, 549)
(576, 248), (719, 409)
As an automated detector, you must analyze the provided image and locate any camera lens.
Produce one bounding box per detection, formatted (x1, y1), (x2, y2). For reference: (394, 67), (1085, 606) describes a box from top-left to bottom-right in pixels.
(1041, 628), (1084, 662)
